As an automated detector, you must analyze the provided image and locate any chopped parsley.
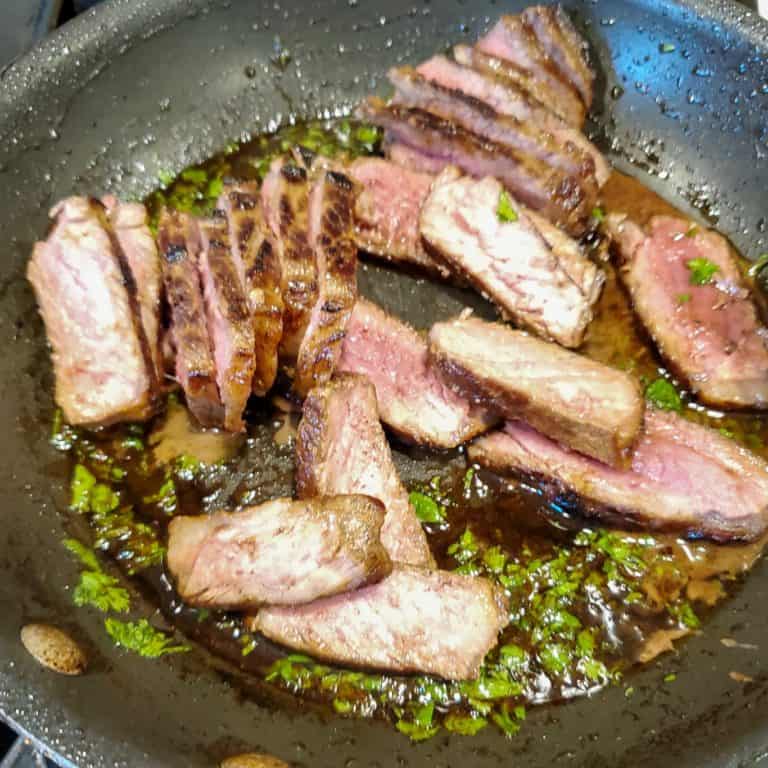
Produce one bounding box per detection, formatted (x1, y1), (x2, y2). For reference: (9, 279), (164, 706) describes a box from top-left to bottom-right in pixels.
(497, 190), (519, 223)
(104, 618), (188, 658)
(659, 42), (676, 53)
(677, 293), (692, 304)
(408, 491), (446, 524)
(64, 538), (130, 613)
(686, 257), (719, 285)
(645, 378), (682, 412)
(591, 206), (606, 222)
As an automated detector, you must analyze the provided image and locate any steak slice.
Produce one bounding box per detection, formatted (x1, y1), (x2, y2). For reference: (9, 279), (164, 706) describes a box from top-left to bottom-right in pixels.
(422, 51), (609, 185)
(420, 168), (601, 348)
(27, 197), (155, 425)
(293, 167), (358, 398)
(475, 15), (586, 126)
(337, 299), (496, 447)
(218, 183), (284, 396)
(102, 197), (163, 381)
(389, 65), (597, 188)
(261, 157), (317, 358)
(249, 565), (509, 679)
(297, 373), (434, 567)
(358, 99), (592, 236)
(347, 157), (444, 274)
(607, 214), (768, 408)
(167, 495), (391, 609)
(197, 215), (256, 432)
(469, 411), (768, 542)
(521, 5), (595, 109)
(157, 208), (223, 428)
(429, 316), (643, 466)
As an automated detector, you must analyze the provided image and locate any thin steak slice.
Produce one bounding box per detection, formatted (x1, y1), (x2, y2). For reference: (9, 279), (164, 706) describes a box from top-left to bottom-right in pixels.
(337, 299), (496, 447)
(607, 214), (768, 408)
(358, 98), (592, 236)
(157, 208), (223, 428)
(297, 373), (434, 567)
(249, 565), (509, 679)
(102, 197), (163, 381)
(347, 157), (444, 274)
(261, 157), (317, 358)
(429, 316), (643, 466)
(167, 495), (391, 609)
(469, 411), (768, 542)
(521, 5), (594, 109)
(293, 167), (358, 398)
(475, 15), (586, 126)
(197, 215), (256, 432)
(385, 140), (450, 175)
(27, 197), (155, 425)
(218, 183), (284, 396)
(420, 168), (601, 348)
(389, 65), (597, 187)
(422, 51), (609, 185)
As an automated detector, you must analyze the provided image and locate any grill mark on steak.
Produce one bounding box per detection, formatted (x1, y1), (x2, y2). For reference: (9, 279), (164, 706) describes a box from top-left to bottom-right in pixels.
(293, 167), (359, 398)
(359, 98), (592, 236)
(218, 183), (284, 396)
(261, 157), (317, 358)
(157, 208), (223, 428)
(167, 495), (392, 609)
(470, 412), (768, 543)
(296, 373), (434, 567)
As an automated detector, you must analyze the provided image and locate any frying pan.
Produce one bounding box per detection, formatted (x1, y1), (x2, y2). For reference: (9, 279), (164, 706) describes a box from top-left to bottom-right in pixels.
(1, 0), (768, 765)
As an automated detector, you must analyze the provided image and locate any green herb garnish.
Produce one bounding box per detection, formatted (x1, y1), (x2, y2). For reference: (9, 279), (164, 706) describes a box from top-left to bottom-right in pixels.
(645, 378), (682, 412)
(70, 464), (96, 512)
(444, 712), (488, 736)
(408, 491), (446, 524)
(659, 42), (676, 53)
(686, 257), (719, 285)
(64, 538), (130, 613)
(105, 618), (188, 658)
(591, 206), (605, 222)
(677, 293), (692, 304)
(497, 190), (519, 223)
(396, 702), (440, 742)
(748, 253), (768, 277)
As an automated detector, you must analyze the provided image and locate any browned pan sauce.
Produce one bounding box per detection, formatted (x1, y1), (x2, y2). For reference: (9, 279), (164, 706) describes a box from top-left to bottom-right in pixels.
(58, 121), (768, 740)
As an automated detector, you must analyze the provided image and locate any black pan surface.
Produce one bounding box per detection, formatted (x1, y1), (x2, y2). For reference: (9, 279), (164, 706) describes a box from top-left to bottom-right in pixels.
(1, 0), (768, 766)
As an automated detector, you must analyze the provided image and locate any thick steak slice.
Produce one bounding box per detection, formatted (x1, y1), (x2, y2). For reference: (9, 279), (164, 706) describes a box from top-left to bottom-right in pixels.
(337, 299), (496, 447)
(261, 157), (317, 358)
(293, 168), (358, 398)
(197, 215), (256, 432)
(607, 214), (768, 408)
(167, 495), (391, 608)
(27, 197), (154, 425)
(347, 157), (443, 274)
(297, 373), (434, 567)
(420, 168), (600, 348)
(470, 411), (768, 542)
(157, 208), (223, 427)
(389, 66), (597, 188)
(475, 15), (586, 126)
(423, 51), (609, 185)
(521, 6), (595, 109)
(429, 316), (643, 466)
(250, 565), (509, 679)
(102, 197), (163, 381)
(218, 183), (284, 396)
(359, 99), (592, 236)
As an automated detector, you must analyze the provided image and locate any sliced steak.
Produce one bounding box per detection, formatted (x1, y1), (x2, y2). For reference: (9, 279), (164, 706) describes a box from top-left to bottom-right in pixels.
(358, 99), (593, 236)
(423, 51), (609, 185)
(607, 214), (768, 408)
(385, 140), (452, 175)
(293, 168), (358, 398)
(429, 316), (643, 466)
(297, 373), (434, 567)
(337, 299), (496, 447)
(420, 168), (601, 348)
(167, 495), (391, 608)
(27, 197), (155, 425)
(250, 565), (509, 679)
(469, 411), (768, 542)
(157, 208), (223, 427)
(261, 157), (317, 358)
(475, 15), (586, 126)
(521, 6), (594, 109)
(218, 183), (284, 396)
(197, 215), (256, 432)
(347, 157), (443, 274)
(102, 197), (163, 381)
(389, 65), (597, 188)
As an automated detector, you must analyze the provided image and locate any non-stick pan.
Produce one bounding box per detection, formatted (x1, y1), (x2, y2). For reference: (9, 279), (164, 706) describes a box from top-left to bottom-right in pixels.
(1, 0), (768, 765)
